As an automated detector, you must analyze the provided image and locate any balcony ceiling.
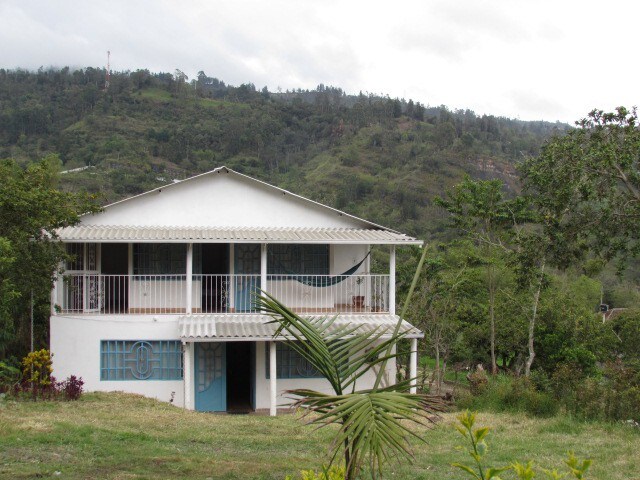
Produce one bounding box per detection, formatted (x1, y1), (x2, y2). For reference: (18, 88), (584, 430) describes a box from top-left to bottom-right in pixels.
(56, 225), (422, 245)
(178, 314), (423, 340)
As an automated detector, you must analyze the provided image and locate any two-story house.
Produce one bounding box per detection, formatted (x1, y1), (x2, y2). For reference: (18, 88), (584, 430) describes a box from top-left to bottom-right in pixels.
(50, 167), (423, 414)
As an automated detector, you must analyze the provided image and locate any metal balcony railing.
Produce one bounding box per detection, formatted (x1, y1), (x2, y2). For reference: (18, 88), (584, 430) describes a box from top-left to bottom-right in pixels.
(55, 274), (390, 315)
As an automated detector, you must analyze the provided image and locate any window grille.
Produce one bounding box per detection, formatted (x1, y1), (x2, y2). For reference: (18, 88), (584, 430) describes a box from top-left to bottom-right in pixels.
(268, 244), (329, 275)
(65, 243), (85, 271)
(265, 342), (322, 379)
(100, 340), (183, 380)
(133, 244), (186, 275)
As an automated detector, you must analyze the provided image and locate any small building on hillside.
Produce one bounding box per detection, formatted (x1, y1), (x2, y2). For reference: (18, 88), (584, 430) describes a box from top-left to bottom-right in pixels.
(50, 167), (423, 414)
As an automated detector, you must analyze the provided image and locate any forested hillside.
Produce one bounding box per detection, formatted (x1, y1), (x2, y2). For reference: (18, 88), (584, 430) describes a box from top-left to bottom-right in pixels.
(2, 68), (639, 420)
(0, 67), (568, 238)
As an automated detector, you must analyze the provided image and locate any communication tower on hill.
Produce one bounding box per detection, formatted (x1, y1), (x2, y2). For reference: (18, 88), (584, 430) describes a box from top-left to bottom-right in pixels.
(105, 50), (111, 90)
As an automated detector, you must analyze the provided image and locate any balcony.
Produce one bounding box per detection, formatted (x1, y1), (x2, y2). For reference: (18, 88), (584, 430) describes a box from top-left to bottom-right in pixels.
(55, 274), (390, 315)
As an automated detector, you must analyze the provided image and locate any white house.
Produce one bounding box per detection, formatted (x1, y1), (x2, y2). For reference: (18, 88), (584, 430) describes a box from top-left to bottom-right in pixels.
(50, 166), (423, 414)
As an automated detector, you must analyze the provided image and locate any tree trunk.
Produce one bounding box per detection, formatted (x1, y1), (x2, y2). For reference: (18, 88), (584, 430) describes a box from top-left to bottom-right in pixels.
(488, 263), (498, 375)
(524, 260), (545, 377)
(434, 330), (441, 395)
(344, 437), (353, 480)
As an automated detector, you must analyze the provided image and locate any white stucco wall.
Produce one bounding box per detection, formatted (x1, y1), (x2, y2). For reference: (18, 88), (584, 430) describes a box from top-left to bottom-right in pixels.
(50, 315), (185, 406)
(50, 314), (397, 412)
(80, 170), (370, 229)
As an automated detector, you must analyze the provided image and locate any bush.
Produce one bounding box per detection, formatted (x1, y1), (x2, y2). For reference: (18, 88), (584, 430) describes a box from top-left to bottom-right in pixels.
(467, 366), (489, 395)
(21, 349), (53, 392)
(1, 350), (84, 402)
(548, 360), (640, 422)
(457, 374), (559, 417)
(59, 375), (84, 401)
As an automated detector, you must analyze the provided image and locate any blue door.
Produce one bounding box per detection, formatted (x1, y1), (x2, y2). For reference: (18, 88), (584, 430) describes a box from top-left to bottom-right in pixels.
(234, 244), (261, 312)
(195, 343), (226, 412)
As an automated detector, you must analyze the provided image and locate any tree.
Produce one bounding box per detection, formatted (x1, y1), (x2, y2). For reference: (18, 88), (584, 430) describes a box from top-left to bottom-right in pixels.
(517, 107), (640, 375)
(0, 156), (99, 358)
(521, 107), (640, 271)
(436, 177), (526, 374)
(408, 243), (482, 392)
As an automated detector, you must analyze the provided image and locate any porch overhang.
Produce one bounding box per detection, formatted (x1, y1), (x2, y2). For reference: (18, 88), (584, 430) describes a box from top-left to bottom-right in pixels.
(178, 314), (423, 341)
(55, 225), (422, 245)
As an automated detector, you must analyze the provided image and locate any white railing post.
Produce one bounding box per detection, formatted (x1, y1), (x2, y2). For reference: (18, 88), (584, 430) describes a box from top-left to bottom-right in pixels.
(269, 340), (277, 416)
(186, 243), (193, 314)
(410, 337), (418, 394)
(389, 246), (396, 316)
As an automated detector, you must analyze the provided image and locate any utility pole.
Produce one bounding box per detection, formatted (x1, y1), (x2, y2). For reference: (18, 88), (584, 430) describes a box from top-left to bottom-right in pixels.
(30, 290), (34, 353)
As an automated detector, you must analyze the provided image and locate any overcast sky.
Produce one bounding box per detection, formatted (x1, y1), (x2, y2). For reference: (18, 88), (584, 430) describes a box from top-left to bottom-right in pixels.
(1, 0), (637, 123)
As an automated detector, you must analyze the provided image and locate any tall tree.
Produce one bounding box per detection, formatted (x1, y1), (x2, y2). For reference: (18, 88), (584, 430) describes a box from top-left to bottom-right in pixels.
(515, 107), (640, 375)
(436, 177), (524, 374)
(0, 156), (99, 357)
(409, 243), (481, 392)
(521, 107), (640, 271)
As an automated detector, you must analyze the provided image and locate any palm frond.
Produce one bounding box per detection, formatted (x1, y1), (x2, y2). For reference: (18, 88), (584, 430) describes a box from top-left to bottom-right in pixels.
(287, 389), (444, 478)
(257, 292), (411, 394)
(256, 292), (444, 479)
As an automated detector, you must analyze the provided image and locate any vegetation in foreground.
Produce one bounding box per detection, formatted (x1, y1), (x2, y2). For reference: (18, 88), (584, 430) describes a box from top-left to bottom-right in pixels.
(0, 392), (639, 479)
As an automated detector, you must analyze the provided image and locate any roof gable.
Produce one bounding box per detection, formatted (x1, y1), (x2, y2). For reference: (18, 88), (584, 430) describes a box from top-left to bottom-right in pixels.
(80, 167), (393, 231)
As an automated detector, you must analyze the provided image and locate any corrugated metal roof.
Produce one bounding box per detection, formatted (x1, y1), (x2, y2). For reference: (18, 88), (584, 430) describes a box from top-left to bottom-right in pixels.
(89, 166), (403, 235)
(56, 225), (422, 245)
(178, 314), (423, 340)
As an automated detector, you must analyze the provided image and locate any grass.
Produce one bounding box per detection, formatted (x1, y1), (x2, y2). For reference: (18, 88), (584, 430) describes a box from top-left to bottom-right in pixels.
(0, 392), (638, 479)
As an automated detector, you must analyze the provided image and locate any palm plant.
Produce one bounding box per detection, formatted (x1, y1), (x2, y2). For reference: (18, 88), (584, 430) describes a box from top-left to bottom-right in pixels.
(257, 293), (443, 479)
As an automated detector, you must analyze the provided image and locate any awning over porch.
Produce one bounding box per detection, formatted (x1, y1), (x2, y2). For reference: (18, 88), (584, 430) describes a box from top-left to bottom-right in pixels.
(178, 314), (423, 340)
(55, 225), (422, 245)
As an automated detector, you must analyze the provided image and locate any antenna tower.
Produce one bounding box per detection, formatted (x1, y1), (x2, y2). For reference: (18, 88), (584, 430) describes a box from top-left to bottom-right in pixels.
(105, 50), (111, 90)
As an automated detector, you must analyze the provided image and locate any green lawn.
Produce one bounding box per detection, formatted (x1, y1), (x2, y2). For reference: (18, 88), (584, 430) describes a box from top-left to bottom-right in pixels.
(0, 392), (638, 479)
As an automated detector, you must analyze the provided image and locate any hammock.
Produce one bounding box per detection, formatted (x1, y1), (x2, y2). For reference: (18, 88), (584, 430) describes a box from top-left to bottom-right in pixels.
(270, 251), (371, 287)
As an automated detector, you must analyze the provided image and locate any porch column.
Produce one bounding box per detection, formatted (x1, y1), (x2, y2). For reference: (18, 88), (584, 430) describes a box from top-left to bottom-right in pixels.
(186, 243), (193, 314)
(228, 244), (235, 312)
(269, 340), (277, 416)
(410, 338), (418, 394)
(261, 243), (268, 300)
(128, 243), (133, 313)
(389, 245), (396, 315)
(183, 342), (194, 410)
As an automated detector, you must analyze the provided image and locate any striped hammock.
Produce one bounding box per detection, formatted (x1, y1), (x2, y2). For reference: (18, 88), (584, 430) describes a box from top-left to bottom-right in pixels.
(271, 251), (371, 287)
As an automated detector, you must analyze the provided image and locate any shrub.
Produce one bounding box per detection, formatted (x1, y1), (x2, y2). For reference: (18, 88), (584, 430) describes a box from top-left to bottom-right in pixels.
(457, 374), (559, 417)
(4, 349), (84, 402)
(22, 349), (53, 387)
(21, 349), (54, 399)
(551, 360), (640, 422)
(467, 366), (489, 395)
(58, 375), (84, 401)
